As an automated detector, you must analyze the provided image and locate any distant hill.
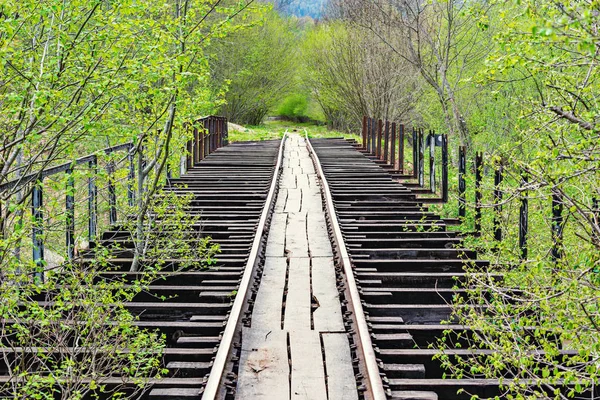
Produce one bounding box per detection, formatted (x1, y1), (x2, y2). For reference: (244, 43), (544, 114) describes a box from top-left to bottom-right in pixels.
(265, 0), (328, 19)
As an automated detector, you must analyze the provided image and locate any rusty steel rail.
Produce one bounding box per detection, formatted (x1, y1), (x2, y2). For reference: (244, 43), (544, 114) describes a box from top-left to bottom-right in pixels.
(305, 133), (387, 400)
(201, 134), (287, 400)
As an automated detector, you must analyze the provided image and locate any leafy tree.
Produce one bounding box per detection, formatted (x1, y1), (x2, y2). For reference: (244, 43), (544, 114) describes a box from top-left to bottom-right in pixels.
(208, 9), (299, 125)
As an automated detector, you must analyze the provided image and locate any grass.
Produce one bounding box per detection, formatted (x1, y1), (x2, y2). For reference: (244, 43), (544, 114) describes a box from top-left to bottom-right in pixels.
(227, 119), (360, 143)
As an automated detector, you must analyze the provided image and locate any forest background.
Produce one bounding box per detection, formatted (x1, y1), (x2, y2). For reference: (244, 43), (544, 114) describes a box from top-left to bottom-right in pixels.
(1, 0), (599, 398)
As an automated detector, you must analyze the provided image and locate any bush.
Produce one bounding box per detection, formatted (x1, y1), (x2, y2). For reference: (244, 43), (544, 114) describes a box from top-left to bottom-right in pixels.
(276, 94), (309, 120)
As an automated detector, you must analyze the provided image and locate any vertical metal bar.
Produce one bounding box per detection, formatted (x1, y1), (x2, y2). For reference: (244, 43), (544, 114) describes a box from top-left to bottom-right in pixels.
(494, 165), (503, 242)
(412, 128), (418, 178)
(362, 116), (367, 150)
(429, 132), (436, 193)
(224, 117), (229, 146)
(384, 121), (390, 163)
(194, 126), (200, 164)
(32, 181), (44, 282)
(186, 139), (193, 170)
(475, 152), (483, 233)
(366, 118), (371, 153)
(66, 168), (75, 261)
(399, 124), (405, 174)
(551, 191), (564, 261)
(442, 135), (448, 203)
(520, 175), (529, 261)
(390, 123), (396, 169)
(458, 146), (466, 218)
(371, 118), (377, 155)
(108, 161), (117, 225)
(88, 157), (97, 242)
(128, 150), (135, 207)
(418, 130), (425, 187)
(376, 120), (383, 159)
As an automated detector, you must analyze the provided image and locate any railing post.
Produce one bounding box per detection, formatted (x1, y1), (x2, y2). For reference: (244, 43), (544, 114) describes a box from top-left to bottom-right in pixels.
(362, 116), (367, 150)
(128, 149), (135, 207)
(412, 128), (418, 178)
(32, 181), (44, 282)
(429, 132), (436, 193)
(494, 165), (503, 242)
(399, 124), (405, 174)
(391, 122), (397, 169)
(551, 190), (564, 261)
(194, 126), (200, 164)
(442, 134), (448, 203)
(107, 161), (117, 225)
(223, 117), (229, 146)
(66, 168), (75, 261)
(458, 146), (466, 218)
(366, 118), (371, 153)
(376, 120), (383, 159)
(371, 118), (377, 155)
(384, 121), (390, 163)
(88, 157), (98, 242)
(475, 152), (483, 233)
(520, 175), (529, 261)
(418, 130), (425, 187)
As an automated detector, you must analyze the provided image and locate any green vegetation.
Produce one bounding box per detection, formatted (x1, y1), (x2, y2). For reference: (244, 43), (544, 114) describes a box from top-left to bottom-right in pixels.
(2, 0), (599, 398)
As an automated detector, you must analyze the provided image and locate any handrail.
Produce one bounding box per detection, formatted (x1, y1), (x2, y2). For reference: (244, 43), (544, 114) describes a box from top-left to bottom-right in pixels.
(0, 143), (133, 193)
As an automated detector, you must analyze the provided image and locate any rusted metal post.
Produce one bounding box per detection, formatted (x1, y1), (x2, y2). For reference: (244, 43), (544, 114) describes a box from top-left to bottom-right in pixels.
(107, 161), (117, 225)
(413, 128), (419, 179)
(128, 150), (135, 207)
(194, 126), (200, 164)
(494, 165), (503, 242)
(429, 132), (436, 193)
(384, 121), (390, 163)
(399, 124), (405, 173)
(88, 157), (98, 241)
(32, 181), (44, 282)
(442, 135), (448, 203)
(520, 175), (529, 260)
(418, 130), (425, 187)
(458, 146), (466, 218)
(551, 191), (564, 261)
(475, 152), (483, 233)
(377, 119), (383, 159)
(362, 116), (367, 150)
(66, 168), (75, 261)
(186, 137), (193, 170)
(390, 122), (397, 169)
(366, 118), (371, 153)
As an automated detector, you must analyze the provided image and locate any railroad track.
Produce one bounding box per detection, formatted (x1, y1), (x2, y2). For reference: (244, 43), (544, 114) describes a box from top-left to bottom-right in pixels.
(3, 134), (588, 400)
(0, 139), (284, 399)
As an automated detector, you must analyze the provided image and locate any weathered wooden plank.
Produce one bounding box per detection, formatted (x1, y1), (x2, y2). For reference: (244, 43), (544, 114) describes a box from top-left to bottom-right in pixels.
(322, 333), (359, 400)
(284, 257), (311, 330)
(275, 188), (288, 212)
(290, 331), (327, 400)
(266, 214), (287, 257)
(236, 328), (290, 400)
(312, 257), (344, 331)
(284, 188), (302, 213)
(285, 212), (308, 257)
(307, 213), (332, 257)
(252, 257), (287, 329)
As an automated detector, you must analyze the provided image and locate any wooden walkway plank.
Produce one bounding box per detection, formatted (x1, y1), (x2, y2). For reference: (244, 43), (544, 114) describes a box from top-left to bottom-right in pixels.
(290, 331), (328, 400)
(322, 333), (359, 400)
(266, 214), (287, 257)
(252, 257), (287, 329)
(237, 328), (290, 400)
(284, 257), (311, 331)
(312, 257), (344, 332)
(285, 212), (309, 257)
(307, 213), (333, 257)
